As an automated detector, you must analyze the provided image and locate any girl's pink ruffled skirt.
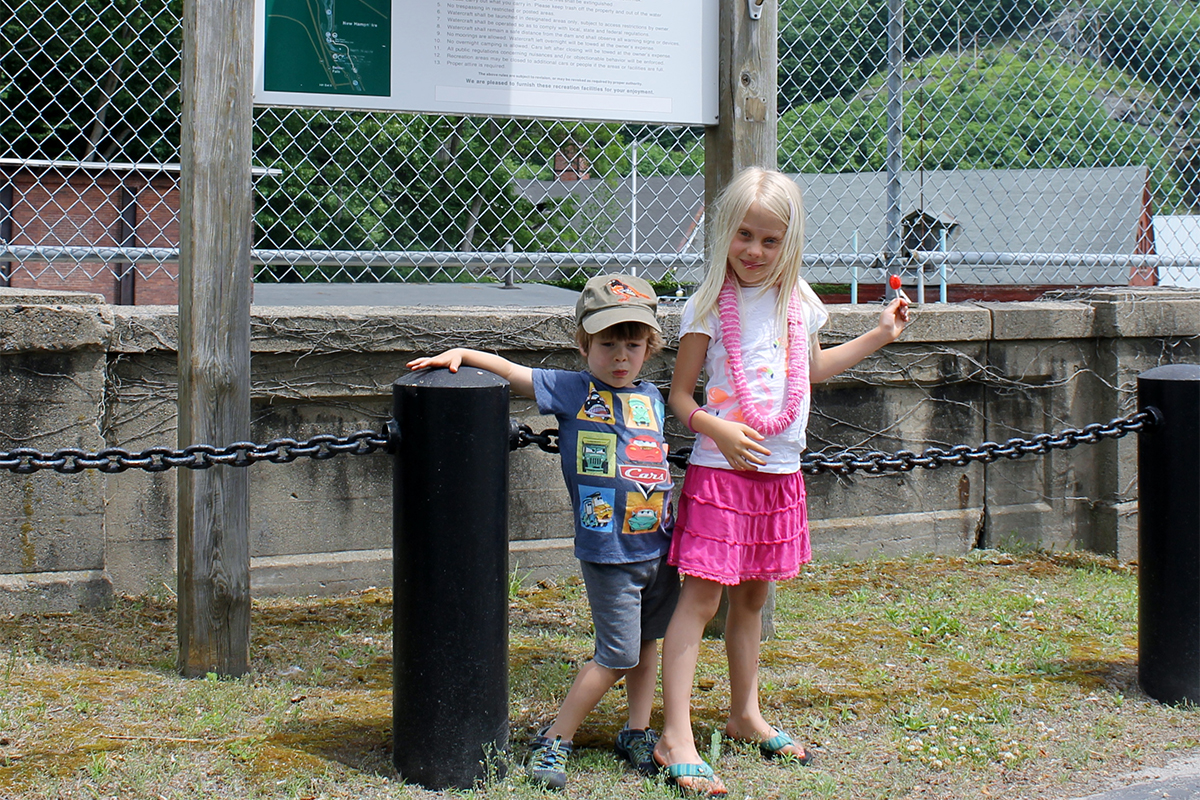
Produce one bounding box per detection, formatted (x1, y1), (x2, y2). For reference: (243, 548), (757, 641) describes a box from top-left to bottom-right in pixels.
(669, 465), (811, 585)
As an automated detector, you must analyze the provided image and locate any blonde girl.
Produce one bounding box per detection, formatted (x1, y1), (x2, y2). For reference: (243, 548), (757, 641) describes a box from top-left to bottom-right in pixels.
(653, 167), (909, 796)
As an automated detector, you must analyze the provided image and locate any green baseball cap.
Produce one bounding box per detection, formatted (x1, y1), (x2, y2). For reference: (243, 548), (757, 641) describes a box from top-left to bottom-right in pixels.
(575, 274), (662, 334)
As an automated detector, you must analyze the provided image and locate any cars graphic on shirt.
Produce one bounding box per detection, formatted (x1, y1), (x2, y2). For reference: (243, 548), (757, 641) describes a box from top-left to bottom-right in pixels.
(582, 388), (612, 421)
(581, 442), (608, 474)
(626, 396), (653, 427)
(626, 507), (660, 532)
(580, 492), (613, 529)
(625, 435), (665, 463)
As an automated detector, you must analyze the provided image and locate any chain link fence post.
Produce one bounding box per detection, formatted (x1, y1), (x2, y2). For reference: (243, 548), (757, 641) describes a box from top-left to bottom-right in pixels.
(1137, 363), (1200, 706)
(390, 367), (511, 789)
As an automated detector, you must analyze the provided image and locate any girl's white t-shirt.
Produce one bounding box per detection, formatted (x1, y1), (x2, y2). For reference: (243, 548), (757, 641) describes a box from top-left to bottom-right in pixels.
(680, 283), (829, 473)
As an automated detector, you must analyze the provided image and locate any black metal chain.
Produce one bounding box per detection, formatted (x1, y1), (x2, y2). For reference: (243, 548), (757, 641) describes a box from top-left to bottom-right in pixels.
(798, 409), (1158, 475)
(0, 430), (389, 475)
(0, 409), (1158, 477)
(511, 409), (1159, 476)
(512, 423), (560, 454)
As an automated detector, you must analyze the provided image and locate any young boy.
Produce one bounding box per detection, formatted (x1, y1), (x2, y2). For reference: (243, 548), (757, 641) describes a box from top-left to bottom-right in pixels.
(407, 273), (680, 790)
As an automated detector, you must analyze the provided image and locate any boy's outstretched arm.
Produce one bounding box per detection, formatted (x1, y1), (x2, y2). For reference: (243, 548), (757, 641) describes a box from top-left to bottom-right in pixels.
(406, 348), (536, 399)
(810, 294), (910, 384)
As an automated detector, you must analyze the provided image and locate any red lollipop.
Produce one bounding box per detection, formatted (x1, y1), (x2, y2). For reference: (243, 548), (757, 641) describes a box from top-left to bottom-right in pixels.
(888, 273), (911, 320)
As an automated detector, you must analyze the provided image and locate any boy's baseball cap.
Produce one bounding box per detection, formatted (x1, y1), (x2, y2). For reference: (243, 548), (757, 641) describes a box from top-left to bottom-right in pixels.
(575, 274), (662, 334)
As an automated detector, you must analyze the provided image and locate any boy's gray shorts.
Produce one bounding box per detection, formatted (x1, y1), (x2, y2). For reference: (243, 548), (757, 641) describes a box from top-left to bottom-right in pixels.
(580, 554), (681, 671)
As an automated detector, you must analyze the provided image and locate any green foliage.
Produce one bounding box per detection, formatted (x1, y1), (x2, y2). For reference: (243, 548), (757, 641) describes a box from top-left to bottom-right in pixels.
(252, 112), (598, 278)
(1, 0), (181, 162)
(778, 0), (1055, 108)
(502, 123), (703, 182)
(611, 124), (705, 177)
(780, 47), (1166, 174)
(1098, 0), (1200, 98)
(615, 137), (705, 177)
(780, 0), (887, 106)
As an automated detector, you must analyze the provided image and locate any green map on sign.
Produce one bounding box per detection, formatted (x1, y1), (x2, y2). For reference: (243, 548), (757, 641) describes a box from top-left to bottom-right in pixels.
(264, 0), (390, 97)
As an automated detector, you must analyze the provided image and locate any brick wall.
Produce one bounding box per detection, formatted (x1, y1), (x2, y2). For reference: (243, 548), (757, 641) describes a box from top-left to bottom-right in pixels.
(3, 166), (180, 304)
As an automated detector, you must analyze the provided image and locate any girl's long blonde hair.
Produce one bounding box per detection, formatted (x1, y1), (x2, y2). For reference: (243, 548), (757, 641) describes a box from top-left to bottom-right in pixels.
(690, 167), (824, 329)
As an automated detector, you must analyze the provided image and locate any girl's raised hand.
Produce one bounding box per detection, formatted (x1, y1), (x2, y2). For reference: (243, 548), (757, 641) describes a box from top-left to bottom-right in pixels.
(406, 349), (464, 372)
(879, 294), (911, 341)
(707, 417), (772, 471)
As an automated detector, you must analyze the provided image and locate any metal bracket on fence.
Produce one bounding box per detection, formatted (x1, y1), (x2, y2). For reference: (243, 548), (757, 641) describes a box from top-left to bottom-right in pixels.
(384, 419), (402, 454)
(0, 409), (1157, 476)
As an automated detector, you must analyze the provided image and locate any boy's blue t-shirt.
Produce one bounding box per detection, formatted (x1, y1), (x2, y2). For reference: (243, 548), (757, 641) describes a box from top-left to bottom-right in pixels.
(532, 369), (674, 564)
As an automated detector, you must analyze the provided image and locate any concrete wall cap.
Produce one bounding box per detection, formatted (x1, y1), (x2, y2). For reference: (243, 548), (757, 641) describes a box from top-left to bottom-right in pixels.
(0, 287), (105, 306)
(1085, 294), (1200, 338)
(836, 302), (993, 343)
(0, 301), (113, 352)
(977, 300), (1095, 341)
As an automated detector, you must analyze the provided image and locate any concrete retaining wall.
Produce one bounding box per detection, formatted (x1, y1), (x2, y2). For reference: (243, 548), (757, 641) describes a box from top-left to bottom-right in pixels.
(1, 285), (1197, 612)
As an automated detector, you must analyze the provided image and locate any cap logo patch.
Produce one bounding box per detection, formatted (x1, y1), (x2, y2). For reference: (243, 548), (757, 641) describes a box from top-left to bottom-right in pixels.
(608, 278), (653, 302)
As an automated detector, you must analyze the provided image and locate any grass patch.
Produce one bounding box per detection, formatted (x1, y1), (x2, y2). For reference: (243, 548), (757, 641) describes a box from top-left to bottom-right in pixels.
(0, 551), (1195, 798)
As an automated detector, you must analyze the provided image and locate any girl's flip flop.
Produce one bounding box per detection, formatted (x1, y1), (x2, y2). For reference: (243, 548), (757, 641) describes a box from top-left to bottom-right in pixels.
(655, 754), (728, 798)
(758, 728), (812, 765)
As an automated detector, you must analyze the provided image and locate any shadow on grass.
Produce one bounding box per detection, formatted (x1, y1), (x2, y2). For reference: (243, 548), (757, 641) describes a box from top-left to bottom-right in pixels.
(0, 592), (395, 689)
(268, 716), (395, 777)
(1044, 657), (1140, 694)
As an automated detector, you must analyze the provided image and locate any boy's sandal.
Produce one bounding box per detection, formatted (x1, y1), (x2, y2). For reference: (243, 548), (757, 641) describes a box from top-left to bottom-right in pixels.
(660, 759), (728, 798)
(758, 728), (812, 765)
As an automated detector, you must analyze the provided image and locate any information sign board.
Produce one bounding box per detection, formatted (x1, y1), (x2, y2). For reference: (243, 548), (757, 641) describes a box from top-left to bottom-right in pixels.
(255, 0), (717, 125)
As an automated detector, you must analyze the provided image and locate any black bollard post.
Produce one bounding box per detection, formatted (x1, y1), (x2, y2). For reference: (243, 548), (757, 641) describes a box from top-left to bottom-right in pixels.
(392, 367), (510, 788)
(1138, 363), (1200, 706)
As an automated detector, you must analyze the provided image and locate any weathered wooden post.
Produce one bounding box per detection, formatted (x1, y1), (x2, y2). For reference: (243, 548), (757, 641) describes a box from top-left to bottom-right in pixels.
(704, 0), (777, 203)
(703, 0), (779, 638)
(176, 0), (254, 678)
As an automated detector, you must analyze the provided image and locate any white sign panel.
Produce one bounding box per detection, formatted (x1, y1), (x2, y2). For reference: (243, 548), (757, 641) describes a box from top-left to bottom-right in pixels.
(1153, 216), (1200, 288)
(254, 0), (718, 126)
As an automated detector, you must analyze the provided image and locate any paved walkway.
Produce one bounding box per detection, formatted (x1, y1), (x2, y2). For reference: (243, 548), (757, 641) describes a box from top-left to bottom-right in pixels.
(1071, 754), (1200, 799)
(251, 281), (580, 308)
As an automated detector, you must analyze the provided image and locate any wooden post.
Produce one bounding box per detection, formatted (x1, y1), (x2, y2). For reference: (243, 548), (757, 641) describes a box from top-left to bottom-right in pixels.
(176, 0), (253, 678)
(704, 0), (778, 208)
(703, 0), (779, 639)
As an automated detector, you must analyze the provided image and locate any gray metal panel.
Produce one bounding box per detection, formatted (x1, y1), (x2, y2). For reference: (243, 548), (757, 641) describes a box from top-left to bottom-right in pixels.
(798, 167), (1147, 255)
(517, 168), (1149, 285)
(515, 175), (703, 255)
(799, 167), (1148, 285)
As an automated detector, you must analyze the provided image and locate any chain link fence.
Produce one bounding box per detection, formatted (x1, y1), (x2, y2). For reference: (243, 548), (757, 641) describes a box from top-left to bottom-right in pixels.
(4, 0), (1200, 300)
